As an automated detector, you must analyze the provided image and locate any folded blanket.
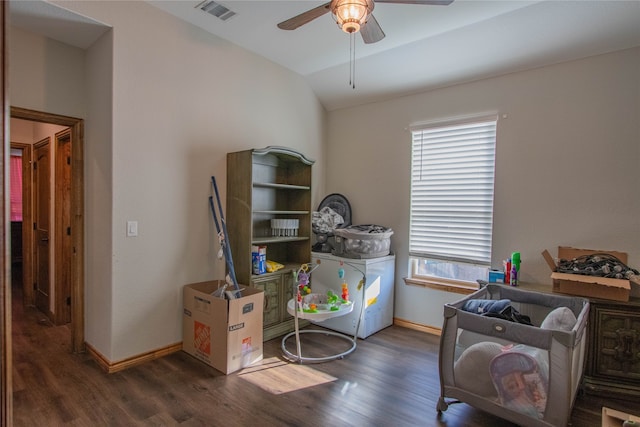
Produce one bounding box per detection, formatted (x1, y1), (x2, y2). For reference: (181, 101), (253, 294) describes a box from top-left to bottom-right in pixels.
(462, 299), (511, 314)
(462, 299), (532, 326)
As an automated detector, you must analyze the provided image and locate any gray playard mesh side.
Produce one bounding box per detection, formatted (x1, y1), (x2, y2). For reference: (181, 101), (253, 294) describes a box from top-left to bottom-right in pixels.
(438, 284), (590, 427)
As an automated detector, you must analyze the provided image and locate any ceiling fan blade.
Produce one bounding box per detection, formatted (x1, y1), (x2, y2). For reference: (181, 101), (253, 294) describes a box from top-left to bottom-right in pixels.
(374, 0), (454, 5)
(360, 14), (385, 44)
(277, 2), (332, 30)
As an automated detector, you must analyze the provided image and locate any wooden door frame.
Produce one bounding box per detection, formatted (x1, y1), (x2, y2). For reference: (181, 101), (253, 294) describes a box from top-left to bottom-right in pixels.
(54, 128), (72, 325)
(10, 106), (84, 354)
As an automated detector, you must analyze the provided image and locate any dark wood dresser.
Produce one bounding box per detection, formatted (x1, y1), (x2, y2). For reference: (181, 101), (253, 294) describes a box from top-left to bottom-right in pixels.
(582, 296), (640, 400)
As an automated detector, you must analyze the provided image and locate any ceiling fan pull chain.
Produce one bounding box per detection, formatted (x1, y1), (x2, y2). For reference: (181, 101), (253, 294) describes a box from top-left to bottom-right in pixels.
(349, 32), (356, 89)
(353, 33), (356, 89)
(349, 33), (353, 86)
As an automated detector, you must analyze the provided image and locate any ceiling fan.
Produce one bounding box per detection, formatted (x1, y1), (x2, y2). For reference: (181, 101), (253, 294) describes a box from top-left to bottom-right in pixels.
(277, 0), (454, 44)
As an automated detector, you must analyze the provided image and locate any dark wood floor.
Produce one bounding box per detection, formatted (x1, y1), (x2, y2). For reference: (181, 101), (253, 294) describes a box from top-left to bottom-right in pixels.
(10, 275), (632, 426)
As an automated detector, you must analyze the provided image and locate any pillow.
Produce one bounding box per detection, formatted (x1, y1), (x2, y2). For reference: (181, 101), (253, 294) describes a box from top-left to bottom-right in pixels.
(540, 307), (577, 331)
(454, 342), (503, 398)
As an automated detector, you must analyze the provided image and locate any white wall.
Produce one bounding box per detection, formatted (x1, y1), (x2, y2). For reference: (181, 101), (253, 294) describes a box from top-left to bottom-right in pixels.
(12, 1), (326, 362)
(83, 28), (114, 356)
(327, 47), (640, 328)
(9, 26), (86, 118)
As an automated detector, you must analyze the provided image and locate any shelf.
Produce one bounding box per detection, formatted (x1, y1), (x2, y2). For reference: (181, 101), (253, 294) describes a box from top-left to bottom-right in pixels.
(253, 182), (311, 191)
(228, 147), (314, 342)
(251, 264), (294, 279)
(252, 236), (309, 245)
(253, 210), (309, 215)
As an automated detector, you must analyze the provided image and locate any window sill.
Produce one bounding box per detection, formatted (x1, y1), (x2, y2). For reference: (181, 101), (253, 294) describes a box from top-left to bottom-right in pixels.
(403, 276), (478, 295)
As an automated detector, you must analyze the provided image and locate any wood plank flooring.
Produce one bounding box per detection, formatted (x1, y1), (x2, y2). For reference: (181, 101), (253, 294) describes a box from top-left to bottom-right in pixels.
(10, 280), (634, 426)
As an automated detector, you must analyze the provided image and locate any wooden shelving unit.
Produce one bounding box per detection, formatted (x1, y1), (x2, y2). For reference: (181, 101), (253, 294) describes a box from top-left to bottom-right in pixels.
(226, 146), (314, 341)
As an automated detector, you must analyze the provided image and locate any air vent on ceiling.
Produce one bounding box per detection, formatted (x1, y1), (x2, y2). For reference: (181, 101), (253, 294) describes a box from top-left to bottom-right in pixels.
(196, 1), (236, 21)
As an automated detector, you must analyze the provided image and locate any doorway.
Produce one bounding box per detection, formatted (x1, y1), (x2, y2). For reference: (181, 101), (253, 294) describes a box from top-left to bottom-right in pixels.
(10, 107), (85, 354)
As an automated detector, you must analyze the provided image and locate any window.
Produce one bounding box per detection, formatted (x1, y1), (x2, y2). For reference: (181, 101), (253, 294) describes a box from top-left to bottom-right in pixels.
(408, 116), (497, 287)
(10, 151), (23, 222)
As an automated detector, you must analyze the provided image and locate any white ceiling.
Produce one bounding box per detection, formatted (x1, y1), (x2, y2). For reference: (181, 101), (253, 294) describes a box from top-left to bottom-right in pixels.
(9, 0), (640, 111)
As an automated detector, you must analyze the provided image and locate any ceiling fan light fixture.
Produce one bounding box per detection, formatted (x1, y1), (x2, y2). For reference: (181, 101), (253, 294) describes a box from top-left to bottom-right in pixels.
(331, 0), (374, 34)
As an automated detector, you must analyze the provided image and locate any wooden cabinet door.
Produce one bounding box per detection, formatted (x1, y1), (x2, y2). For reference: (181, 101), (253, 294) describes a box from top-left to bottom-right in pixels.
(253, 276), (280, 327)
(592, 304), (640, 382)
(282, 273), (295, 320)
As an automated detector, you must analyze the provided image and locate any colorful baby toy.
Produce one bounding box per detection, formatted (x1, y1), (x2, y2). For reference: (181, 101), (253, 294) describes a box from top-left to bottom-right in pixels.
(293, 262), (320, 312)
(339, 267), (349, 302)
(293, 261), (353, 314)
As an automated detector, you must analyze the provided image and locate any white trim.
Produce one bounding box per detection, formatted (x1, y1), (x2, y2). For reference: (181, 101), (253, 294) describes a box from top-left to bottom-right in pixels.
(409, 113), (499, 132)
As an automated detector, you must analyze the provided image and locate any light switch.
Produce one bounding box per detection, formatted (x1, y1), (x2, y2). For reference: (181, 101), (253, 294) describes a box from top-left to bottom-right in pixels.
(127, 221), (138, 237)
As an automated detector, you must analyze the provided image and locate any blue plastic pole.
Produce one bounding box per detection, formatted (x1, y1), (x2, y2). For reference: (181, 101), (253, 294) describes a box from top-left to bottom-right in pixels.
(209, 177), (239, 291)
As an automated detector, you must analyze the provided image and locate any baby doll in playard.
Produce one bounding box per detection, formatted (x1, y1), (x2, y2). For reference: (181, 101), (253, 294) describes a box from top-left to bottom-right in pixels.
(491, 349), (549, 419)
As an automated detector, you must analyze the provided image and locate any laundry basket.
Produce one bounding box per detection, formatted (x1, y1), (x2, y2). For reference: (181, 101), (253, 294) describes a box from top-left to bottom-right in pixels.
(437, 284), (589, 427)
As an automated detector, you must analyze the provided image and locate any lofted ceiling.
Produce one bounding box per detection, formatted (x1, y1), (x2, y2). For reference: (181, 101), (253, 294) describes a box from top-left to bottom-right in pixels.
(9, 0), (640, 111)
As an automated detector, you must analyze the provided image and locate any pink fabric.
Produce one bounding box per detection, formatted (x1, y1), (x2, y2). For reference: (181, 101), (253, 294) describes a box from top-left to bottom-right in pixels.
(10, 155), (22, 221)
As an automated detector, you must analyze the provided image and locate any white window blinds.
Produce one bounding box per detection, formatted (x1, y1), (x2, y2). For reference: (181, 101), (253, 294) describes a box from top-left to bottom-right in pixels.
(409, 117), (497, 265)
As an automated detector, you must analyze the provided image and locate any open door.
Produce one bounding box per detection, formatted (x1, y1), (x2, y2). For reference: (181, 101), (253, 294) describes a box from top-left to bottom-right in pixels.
(33, 138), (52, 319)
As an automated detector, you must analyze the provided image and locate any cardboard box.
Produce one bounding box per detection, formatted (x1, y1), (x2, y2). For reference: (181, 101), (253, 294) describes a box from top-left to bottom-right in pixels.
(542, 246), (631, 302)
(602, 407), (640, 427)
(182, 281), (264, 374)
